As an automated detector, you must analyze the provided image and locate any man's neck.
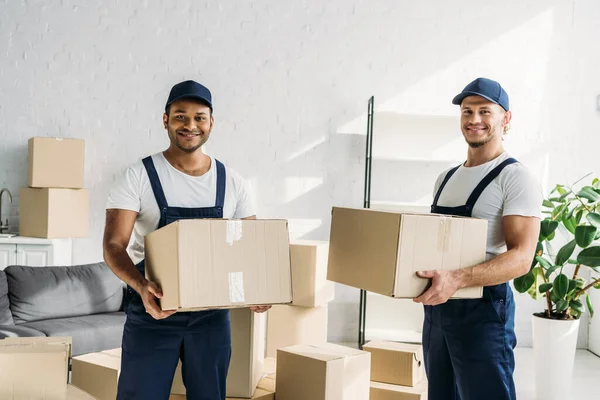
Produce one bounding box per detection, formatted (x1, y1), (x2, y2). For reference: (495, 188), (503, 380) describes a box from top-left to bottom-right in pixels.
(163, 147), (211, 176)
(464, 143), (505, 167)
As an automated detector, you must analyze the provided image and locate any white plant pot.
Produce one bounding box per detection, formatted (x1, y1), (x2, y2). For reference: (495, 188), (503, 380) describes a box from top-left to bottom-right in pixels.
(532, 314), (580, 400)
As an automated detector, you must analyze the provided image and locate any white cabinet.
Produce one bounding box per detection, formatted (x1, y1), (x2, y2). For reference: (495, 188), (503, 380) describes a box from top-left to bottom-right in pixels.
(0, 237), (72, 270)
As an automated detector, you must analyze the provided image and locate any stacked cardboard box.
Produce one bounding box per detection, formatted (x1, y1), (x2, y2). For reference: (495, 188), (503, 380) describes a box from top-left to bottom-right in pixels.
(266, 240), (334, 358)
(19, 137), (89, 238)
(276, 342), (371, 399)
(364, 341), (428, 400)
(0, 336), (96, 399)
(327, 207), (486, 299)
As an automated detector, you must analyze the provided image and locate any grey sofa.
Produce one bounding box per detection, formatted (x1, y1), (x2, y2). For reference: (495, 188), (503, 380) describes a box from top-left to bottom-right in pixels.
(0, 262), (126, 356)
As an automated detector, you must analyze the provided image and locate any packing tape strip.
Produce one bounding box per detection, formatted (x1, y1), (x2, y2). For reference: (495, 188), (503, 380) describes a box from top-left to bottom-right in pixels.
(226, 220), (243, 245)
(228, 272), (245, 303)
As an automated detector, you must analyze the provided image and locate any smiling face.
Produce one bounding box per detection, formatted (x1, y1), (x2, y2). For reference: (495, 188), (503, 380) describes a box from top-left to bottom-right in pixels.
(163, 99), (214, 154)
(460, 96), (511, 148)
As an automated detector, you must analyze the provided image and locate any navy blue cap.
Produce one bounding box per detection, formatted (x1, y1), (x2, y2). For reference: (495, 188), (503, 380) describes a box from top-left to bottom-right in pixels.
(165, 80), (212, 111)
(452, 77), (509, 111)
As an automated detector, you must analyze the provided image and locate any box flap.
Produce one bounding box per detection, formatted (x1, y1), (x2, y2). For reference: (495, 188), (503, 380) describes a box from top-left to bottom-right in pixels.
(145, 221), (181, 310)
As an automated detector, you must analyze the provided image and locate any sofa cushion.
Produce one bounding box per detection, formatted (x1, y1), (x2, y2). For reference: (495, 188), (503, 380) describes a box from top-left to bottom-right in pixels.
(0, 270), (14, 325)
(6, 263), (124, 324)
(20, 312), (126, 356)
(0, 324), (46, 338)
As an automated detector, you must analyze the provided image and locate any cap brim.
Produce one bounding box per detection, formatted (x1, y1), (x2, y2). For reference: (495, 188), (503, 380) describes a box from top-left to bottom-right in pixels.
(452, 91), (500, 107)
(166, 94), (212, 108)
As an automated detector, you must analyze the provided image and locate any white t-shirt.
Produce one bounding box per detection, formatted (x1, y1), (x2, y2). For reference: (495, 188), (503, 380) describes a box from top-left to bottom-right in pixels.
(433, 152), (543, 260)
(106, 152), (255, 264)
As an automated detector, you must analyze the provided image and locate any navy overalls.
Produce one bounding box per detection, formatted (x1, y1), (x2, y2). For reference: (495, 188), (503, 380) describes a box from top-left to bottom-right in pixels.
(424, 158), (518, 400)
(117, 156), (231, 400)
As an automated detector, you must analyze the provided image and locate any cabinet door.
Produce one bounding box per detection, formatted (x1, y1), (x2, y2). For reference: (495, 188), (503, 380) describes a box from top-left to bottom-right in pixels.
(16, 244), (54, 267)
(0, 244), (17, 271)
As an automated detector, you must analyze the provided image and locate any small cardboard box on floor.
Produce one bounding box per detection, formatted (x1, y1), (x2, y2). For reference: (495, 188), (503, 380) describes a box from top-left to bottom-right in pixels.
(363, 341), (424, 387)
(289, 240), (335, 307)
(72, 309), (265, 400)
(370, 381), (428, 400)
(19, 188), (89, 238)
(276, 343), (371, 400)
(144, 219), (292, 311)
(327, 207), (486, 299)
(266, 304), (328, 358)
(28, 137), (85, 189)
(0, 336), (72, 400)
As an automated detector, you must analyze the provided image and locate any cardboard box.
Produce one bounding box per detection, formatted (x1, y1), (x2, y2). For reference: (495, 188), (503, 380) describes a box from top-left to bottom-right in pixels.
(290, 240), (335, 307)
(276, 343), (371, 400)
(327, 207), (485, 299)
(19, 188), (89, 238)
(171, 308), (266, 398)
(363, 341), (424, 387)
(67, 385), (97, 399)
(0, 337), (71, 400)
(266, 304), (328, 358)
(226, 373), (276, 400)
(370, 381), (428, 400)
(28, 137), (85, 189)
(145, 219), (292, 311)
(72, 350), (121, 400)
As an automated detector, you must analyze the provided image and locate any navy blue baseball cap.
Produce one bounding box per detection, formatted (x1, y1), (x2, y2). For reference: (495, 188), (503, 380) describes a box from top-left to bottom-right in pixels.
(452, 77), (509, 111)
(165, 80), (212, 112)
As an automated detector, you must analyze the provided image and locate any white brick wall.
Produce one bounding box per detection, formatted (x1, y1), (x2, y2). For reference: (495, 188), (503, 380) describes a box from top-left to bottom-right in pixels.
(1, 0), (599, 347)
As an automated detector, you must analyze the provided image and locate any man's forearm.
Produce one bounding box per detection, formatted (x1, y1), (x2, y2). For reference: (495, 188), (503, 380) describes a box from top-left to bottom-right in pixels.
(453, 248), (531, 289)
(103, 244), (147, 294)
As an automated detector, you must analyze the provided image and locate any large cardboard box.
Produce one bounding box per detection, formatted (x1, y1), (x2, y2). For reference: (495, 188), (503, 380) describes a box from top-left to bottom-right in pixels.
(226, 373), (276, 400)
(276, 343), (371, 400)
(370, 381), (428, 400)
(28, 137), (85, 189)
(72, 350), (121, 400)
(19, 188), (89, 238)
(363, 341), (424, 387)
(266, 304), (328, 358)
(290, 240), (335, 307)
(327, 207), (485, 299)
(145, 219), (292, 311)
(171, 308), (266, 398)
(0, 337), (72, 400)
(67, 385), (97, 399)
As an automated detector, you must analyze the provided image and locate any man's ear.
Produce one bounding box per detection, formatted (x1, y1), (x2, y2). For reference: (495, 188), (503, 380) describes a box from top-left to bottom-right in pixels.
(163, 113), (168, 129)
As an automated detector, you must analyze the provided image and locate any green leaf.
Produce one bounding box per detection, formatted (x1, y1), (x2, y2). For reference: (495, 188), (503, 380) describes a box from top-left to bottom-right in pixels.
(556, 240), (576, 266)
(536, 256), (554, 270)
(553, 274), (569, 298)
(586, 295), (594, 318)
(527, 267), (546, 300)
(545, 264), (561, 279)
(531, 242), (543, 268)
(557, 185), (567, 196)
(575, 226), (597, 248)
(567, 258), (580, 264)
(568, 279), (580, 295)
(570, 299), (584, 313)
(577, 246), (600, 267)
(587, 213), (600, 229)
(578, 187), (600, 203)
(547, 231), (556, 241)
(563, 217), (578, 235)
(551, 290), (562, 303)
(514, 271), (535, 293)
(540, 220), (559, 241)
(552, 206), (566, 220)
(576, 209), (584, 224)
(543, 199), (555, 208)
(556, 299), (569, 312)
(566, 207), (576, 220)
(539, 283), (553, 293)
(559, 191), (572, 201)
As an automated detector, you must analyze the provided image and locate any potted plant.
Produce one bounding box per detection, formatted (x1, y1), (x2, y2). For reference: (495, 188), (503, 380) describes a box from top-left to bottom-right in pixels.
(514, 175), (600, 400)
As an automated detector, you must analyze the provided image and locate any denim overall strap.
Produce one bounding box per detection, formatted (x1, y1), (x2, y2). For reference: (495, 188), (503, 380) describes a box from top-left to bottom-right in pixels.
(142, 156), (169, 212)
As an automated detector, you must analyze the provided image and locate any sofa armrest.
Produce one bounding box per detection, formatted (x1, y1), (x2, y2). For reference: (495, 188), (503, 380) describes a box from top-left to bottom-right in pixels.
(0, 325), (46, 339)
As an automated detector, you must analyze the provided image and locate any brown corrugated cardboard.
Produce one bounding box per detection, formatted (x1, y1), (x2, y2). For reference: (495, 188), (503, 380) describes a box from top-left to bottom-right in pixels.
(19, 188), (89, 238)
(171, 308), (266, 398)
(72, 351), (121, 400)
(363, 341), (424, 387)
(276, 343), (371, 400)
(0, 337), (71, 400)
(266, 304), (328, 358)
(290, 240), (335, 307)
(370, 381), (428, 400)
(67, 384), (97, 399)
(28, 137), (85, 189)
(145, 219), (292, 311)
(327, 207), (485, 299)
(226, 373), (276, 400)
